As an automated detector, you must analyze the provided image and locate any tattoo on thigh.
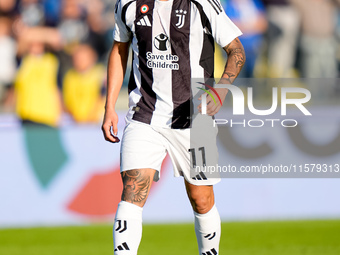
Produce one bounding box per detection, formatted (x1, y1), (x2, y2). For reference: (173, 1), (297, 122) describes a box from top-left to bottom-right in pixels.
(121, 170), (151, 204)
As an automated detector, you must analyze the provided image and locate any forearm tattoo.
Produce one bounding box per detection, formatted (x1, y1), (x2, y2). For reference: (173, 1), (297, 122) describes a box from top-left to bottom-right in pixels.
(221, 38), (245, 84)
(121, 170), (151, 204)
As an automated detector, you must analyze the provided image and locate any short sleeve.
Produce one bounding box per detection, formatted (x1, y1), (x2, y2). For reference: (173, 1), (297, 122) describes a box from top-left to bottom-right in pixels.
(113, 0), (131, 42)
(207, 0), (243, 48)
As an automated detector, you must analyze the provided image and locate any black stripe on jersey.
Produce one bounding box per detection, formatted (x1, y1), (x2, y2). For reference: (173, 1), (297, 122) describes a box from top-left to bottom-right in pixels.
(190, 0), (212, 34)
(201, 33), (215, 79)
(191, 0), (215, 79)
(210, 0), (223, 13)
(128, 54), (137, 94)
(206, 0), (222, 14)
(170, 0), (192, 129)
(132, 0), (156, 124)
(122, 1), (137, 96)
(121, 0), (135, 33)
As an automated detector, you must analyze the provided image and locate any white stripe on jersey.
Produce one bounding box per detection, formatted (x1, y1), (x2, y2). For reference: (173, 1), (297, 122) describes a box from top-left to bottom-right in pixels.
(189, 3), (205, 79)
(126, 36), (143, 122)
(125, 4), (142, 122)
(150, 0), (174, 127)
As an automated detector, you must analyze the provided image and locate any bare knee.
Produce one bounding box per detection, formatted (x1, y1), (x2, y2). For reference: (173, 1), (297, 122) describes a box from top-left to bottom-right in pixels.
(121, 169), (155, 207)
(191, 195), (214, 214)
(185, 182), (215, 214)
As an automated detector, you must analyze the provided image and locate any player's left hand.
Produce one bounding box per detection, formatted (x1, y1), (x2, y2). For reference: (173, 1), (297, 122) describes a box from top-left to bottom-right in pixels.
(198, 88), (228, 116)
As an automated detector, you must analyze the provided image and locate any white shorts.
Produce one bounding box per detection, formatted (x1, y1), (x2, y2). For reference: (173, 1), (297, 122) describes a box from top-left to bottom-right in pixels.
(120, 120), (220, 186)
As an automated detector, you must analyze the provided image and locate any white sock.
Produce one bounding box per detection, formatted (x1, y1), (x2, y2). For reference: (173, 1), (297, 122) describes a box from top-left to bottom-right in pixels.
(113, 201), (143, 255)
(194, 205), (221, 255)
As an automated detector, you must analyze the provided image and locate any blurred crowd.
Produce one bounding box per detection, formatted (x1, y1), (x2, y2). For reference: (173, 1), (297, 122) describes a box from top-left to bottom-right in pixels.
(0, 0), (339, 126)
(0, 0), (114, 126)
(223, 0), (340, 80)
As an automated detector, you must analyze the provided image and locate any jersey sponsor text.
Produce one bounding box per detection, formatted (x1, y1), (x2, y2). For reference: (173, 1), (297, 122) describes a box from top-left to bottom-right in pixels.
(146, 52), (179, 70)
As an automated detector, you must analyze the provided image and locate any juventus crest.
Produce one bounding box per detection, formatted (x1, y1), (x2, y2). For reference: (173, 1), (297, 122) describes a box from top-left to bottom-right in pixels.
(175, 9), (187, 28)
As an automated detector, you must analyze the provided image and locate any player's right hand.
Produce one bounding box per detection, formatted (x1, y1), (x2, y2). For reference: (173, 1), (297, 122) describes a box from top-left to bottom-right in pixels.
(101, 108), (120, 143)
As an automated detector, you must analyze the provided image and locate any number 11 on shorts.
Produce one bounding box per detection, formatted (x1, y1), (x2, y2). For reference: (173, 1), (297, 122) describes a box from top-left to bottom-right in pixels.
(188, 147), (206, 168)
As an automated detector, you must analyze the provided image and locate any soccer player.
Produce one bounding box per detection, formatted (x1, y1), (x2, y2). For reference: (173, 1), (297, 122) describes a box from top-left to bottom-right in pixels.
(102, 0), (245, 254)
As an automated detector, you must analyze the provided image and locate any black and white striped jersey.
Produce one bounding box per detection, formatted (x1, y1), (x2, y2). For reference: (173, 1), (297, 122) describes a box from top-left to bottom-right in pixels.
(113, 0), (242, 129)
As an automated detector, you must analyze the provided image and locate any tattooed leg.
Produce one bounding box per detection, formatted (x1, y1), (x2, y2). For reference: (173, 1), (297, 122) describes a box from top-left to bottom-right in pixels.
(113, 169), (155, 254)
(121, 168), (156, 207)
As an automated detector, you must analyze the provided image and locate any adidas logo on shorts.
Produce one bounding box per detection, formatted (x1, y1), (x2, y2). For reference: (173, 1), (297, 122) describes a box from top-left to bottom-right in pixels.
(192, 171), (207, 180)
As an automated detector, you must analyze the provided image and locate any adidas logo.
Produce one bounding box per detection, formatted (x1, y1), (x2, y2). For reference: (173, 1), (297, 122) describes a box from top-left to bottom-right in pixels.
(204, 232), (216, 240)
(137, 16), (151, 26)
(202, 248), (217, 255)
(114, 242), (130, 251)
(192, 171), (207, 180)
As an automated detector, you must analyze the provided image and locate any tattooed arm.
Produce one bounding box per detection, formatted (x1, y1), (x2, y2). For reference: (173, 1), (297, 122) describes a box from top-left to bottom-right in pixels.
(220, 38), (245, 85)
(200, 38), (245, 116)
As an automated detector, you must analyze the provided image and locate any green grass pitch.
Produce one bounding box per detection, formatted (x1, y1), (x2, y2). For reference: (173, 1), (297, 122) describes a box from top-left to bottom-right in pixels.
(0, 220), (339, 255)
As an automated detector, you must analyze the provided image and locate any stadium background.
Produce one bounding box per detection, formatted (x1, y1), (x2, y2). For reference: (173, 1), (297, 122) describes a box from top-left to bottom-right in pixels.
(0, 0), (340, 254)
